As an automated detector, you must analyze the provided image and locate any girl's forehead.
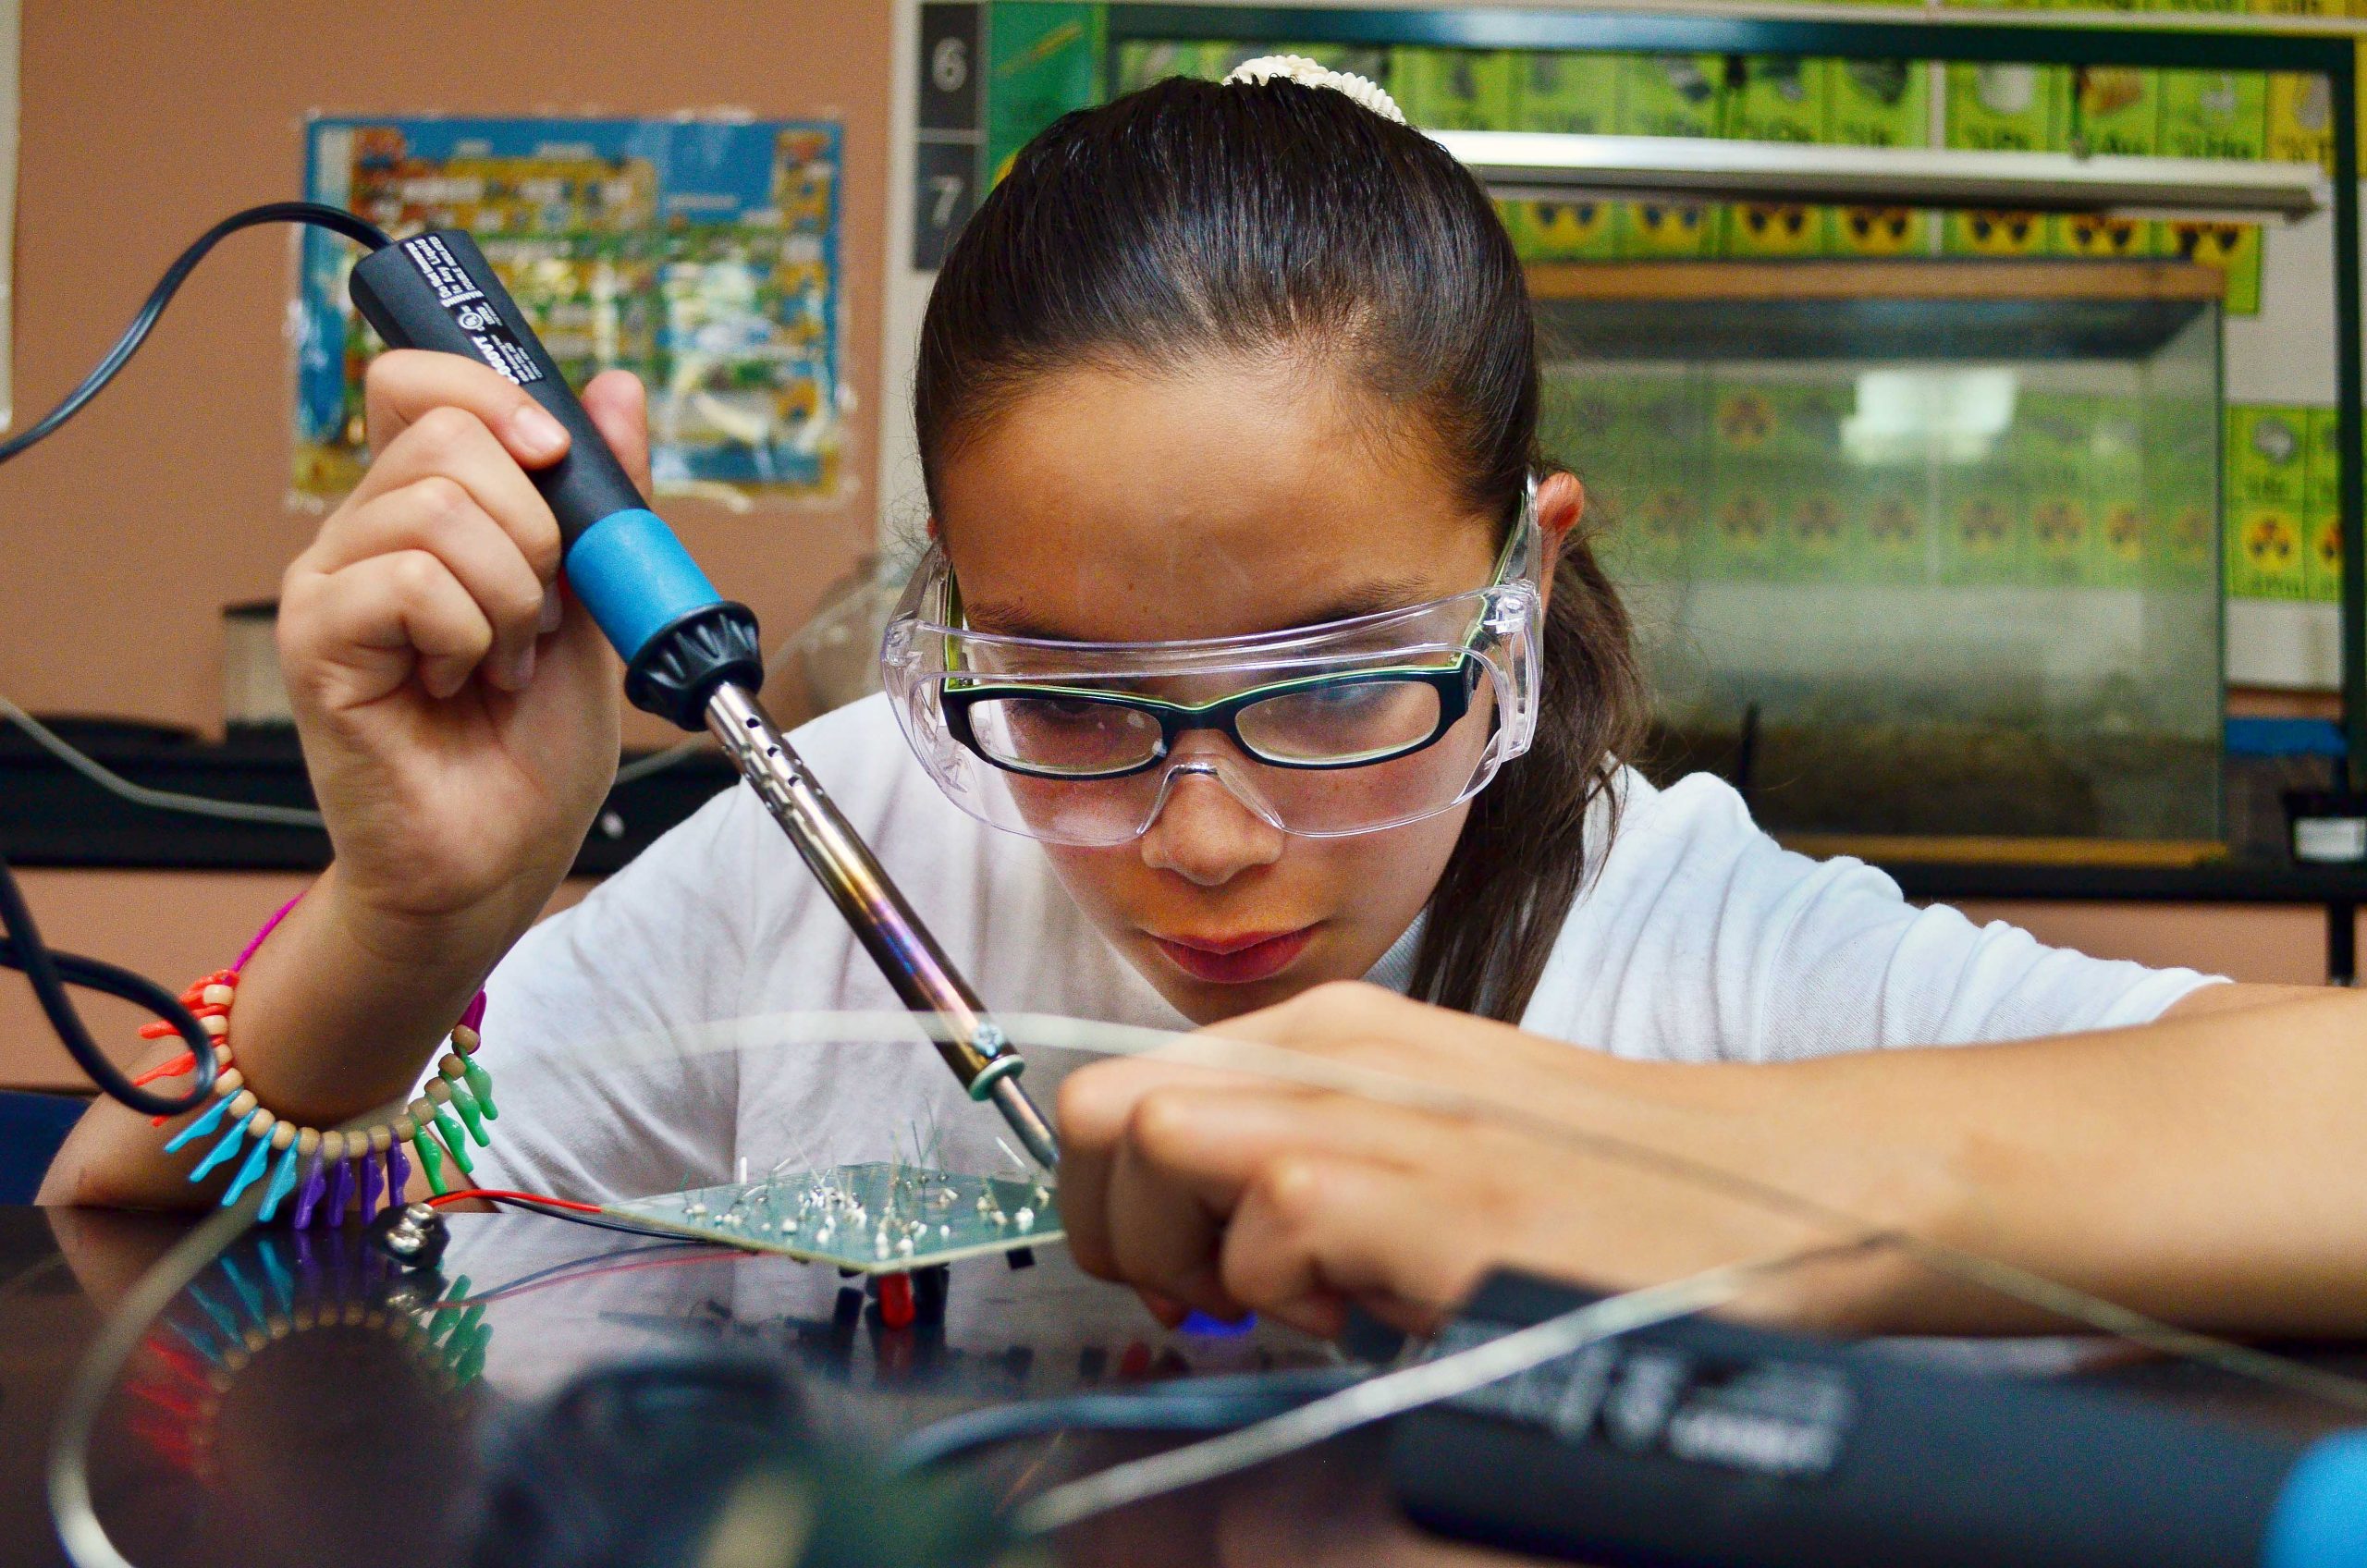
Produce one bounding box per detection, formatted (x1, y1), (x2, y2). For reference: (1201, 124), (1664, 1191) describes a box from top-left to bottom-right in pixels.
(935, 361), (1497, 643)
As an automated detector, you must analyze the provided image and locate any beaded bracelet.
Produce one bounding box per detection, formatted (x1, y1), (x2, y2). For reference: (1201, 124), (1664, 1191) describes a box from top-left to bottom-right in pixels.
(136, 897), (499, 1226)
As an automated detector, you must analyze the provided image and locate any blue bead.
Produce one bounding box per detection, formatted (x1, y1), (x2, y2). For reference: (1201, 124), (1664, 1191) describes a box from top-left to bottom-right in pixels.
(216, 1254), (266, 1324)
(256, 1234), (297, 1315)
(167, 1315), (224, 1366)
(220, 1132), (276, 1207)
(255, 1143), (302, 1224)
(184, 1280), (242, 1348)
(163, 1094), (232, 1154)
(187, 1111), (255, 1182)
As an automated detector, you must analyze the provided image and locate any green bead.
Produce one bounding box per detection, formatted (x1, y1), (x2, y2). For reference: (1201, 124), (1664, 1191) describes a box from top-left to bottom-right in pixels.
(448, 1305), (486, 1360)
(448, 1081), (489, 1146)
(428, 1108), (474, 1174)
(464, 1060), (497, 1121)
(453, 1324), (490, 1385)
(412, 1131), (448, 1196)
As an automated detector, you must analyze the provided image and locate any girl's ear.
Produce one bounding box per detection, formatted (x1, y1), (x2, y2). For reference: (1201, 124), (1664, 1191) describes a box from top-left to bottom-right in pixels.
(926, 514), (942, 540)
(1533, 471), (1585, 608)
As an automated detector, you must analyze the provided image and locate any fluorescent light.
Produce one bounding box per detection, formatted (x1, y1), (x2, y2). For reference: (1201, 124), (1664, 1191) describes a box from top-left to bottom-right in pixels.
(1432, 130), (2327, 221)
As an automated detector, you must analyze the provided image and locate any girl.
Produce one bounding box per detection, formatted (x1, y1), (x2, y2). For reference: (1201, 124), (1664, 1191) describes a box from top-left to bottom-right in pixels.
(46, 65), (2298, 1310)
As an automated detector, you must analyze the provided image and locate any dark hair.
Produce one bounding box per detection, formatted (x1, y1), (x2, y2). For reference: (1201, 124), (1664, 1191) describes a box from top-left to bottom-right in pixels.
(914, 77), (1645, 1022)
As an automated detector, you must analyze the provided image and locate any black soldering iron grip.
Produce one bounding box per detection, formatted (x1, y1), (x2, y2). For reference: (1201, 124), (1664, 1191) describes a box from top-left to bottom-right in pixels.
(347, 228), (761, 731)
(347, 229), (641, 550)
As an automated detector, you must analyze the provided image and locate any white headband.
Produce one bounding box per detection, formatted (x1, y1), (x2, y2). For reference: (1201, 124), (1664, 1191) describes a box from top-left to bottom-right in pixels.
(1222, 54), (1407, 126)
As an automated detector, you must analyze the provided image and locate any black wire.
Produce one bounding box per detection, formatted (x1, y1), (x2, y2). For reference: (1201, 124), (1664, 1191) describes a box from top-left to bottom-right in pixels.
(0, 201), (390, 466)
(0, 847), (216, 1116)
(448, 1239), (730, 1305)
(0, 202), (390, 1116)
(468, 1193), (713, 1243)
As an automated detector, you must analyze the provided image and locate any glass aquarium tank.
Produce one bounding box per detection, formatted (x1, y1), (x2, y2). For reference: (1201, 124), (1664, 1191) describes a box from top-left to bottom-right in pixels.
(1537, 259), (2224, 863)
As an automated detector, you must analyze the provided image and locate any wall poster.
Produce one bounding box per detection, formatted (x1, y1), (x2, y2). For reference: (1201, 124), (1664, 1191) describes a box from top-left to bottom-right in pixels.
(297, 115), (843, 505)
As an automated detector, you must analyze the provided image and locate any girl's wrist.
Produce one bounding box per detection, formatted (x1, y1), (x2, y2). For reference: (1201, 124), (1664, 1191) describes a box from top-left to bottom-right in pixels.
(316, 858), (551, 974)
(227, 870), (505, 1129)
(141, 955), (498, 1225)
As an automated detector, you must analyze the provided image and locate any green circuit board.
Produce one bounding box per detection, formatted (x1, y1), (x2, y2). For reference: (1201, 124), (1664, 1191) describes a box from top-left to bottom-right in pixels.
(606, 1162), (1061, 1273)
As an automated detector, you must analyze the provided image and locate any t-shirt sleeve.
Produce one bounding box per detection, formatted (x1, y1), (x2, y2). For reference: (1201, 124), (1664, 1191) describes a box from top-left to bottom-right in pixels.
(462, 781), (763, 1203)
(1581, 774), (2223, 1064)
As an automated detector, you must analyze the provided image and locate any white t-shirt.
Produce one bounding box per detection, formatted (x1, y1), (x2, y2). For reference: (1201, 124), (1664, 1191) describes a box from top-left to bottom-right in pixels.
(466, 693), (2216, 1202)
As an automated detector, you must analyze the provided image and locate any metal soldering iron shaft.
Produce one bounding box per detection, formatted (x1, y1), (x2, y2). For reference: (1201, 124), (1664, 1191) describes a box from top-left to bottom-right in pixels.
(704, 681), (1061, 1171)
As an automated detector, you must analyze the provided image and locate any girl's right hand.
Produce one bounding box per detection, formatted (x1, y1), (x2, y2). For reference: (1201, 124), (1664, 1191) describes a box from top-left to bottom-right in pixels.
(277, 350), (637, 946)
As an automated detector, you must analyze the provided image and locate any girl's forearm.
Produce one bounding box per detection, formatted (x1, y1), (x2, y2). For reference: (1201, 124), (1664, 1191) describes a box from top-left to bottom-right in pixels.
(1762, 989), (2367, 1334)
(39, 862), (528, 1209)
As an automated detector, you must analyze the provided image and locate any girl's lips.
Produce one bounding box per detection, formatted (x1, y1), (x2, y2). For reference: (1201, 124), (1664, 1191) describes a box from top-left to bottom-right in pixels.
(1149, 926), (1317, 986)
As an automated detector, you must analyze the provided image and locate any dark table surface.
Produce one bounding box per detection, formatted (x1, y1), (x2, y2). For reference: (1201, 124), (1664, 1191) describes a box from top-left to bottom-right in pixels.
(0, 1206), (1538, 1568)
(6, 1206), (2365, 1568)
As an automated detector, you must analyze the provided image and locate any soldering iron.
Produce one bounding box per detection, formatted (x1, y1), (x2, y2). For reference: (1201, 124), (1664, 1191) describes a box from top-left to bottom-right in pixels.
(0, 204), (1060, 1172)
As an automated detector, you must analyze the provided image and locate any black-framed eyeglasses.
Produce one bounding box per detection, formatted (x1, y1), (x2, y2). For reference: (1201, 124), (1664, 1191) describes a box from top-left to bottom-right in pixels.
(940, 655), (1486, 781)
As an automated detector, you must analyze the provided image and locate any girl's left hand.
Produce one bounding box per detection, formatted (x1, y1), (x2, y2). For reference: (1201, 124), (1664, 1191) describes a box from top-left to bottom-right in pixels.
(1054, 984), (1928, 1340)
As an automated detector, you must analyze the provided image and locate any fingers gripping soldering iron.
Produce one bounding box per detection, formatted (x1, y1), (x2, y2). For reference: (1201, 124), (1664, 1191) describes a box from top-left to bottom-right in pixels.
(347, 230), (1060, 1172)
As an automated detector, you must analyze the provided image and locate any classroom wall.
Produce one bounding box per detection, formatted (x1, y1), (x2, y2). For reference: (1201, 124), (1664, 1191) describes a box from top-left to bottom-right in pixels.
(0, 1), (893, 1087)
(3, 870), (599, 1093)
(1956, 900), (2336, 987)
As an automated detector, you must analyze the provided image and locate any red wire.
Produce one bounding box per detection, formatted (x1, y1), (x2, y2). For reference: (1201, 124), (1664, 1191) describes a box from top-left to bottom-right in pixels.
(427, 1186), (605, 1215)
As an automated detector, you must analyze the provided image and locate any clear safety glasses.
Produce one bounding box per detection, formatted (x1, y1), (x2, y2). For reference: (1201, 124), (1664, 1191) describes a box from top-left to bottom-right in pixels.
(881, 496), (1544, 847)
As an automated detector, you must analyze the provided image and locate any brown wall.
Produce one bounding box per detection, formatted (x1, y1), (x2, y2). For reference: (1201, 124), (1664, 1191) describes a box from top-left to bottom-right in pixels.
(2, 0), (889, 735)
(3, 871), (595, 1091)
(0, 1), (891, 1087)
(1956, 900), (2338, 988)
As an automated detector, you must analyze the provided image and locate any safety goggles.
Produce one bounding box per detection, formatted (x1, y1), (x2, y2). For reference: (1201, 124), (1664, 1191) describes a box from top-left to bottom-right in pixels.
(881, 491), (1543, 846)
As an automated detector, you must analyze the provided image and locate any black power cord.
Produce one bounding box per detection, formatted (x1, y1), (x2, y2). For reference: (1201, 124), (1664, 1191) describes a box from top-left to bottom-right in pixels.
(0, 849), (215, 1116)
(0, 202), (393, 1116)
(0, 201), (390, 464)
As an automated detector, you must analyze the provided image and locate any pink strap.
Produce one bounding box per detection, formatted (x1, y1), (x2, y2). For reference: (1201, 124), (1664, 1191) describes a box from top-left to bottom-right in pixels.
(232, 891), (487, 1027)
(233, 895), (305, 969)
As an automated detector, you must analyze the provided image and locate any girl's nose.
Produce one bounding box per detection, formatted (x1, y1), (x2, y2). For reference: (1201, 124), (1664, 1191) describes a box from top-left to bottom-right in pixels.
(1137, 766), (1286, 886)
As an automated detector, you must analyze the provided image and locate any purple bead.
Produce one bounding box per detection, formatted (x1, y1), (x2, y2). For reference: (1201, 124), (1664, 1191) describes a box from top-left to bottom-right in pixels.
(460, 992), (486, 1033)
(357, 1146), (386, 1223)
(386, 1140), (411, 1206)
(327, 1157), (355, 1227)
(292, 1150), (328, 1229)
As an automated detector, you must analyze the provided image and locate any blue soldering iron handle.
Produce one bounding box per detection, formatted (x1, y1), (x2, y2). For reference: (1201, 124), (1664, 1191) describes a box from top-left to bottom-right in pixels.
(347, 229), (760, 731)
(2264, 1431), (2367, 1568)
